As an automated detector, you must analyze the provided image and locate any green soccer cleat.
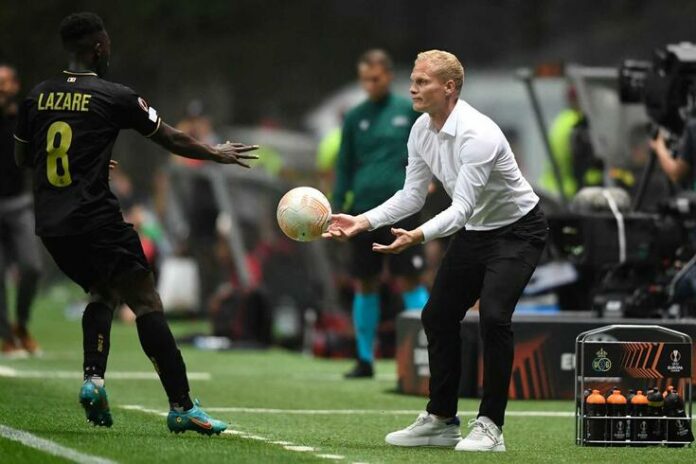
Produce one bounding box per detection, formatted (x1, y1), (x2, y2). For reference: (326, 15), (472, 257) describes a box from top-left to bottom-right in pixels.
(79, 380), (113, 427)
(167, 399), (228, 436)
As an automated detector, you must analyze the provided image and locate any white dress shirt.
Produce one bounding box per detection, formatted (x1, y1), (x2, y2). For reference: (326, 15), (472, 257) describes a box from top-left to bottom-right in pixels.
(363, 99), (539, 242)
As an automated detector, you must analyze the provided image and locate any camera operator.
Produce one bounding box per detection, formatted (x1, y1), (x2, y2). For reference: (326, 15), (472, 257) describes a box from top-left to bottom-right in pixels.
(649, 118), (696, 309)
(649, 118), (696, 188)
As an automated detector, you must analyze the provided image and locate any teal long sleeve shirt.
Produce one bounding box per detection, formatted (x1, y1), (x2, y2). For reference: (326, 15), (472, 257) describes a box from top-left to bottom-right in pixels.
(332, 93), (419, 214)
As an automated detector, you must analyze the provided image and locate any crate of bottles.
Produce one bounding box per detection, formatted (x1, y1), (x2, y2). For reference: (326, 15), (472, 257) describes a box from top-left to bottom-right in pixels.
(575, 325), (693, 447)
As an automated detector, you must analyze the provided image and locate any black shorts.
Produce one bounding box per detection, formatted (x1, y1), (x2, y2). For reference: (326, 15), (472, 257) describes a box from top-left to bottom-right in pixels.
(41, 221), (150, 293)
(349, 215), (426, 279)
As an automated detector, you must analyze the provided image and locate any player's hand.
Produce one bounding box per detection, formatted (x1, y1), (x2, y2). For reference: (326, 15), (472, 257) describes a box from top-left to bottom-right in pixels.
(212, 141), (259, 167)
(322, 214), (370, 241)
(372, 227), (424, 254)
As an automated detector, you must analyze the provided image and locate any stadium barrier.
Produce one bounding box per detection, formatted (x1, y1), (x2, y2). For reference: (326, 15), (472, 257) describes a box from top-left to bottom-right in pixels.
(396, 311), (696, 400)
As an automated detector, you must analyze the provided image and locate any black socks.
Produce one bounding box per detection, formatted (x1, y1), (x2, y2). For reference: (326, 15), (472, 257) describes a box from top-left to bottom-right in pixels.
(82, 302), (113, 379)
(136, 311), (193, 411)
(83, 305), (193, 411)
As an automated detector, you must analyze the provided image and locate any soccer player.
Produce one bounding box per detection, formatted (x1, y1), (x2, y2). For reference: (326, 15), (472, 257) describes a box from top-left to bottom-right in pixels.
(13, 12), (258, 434)
(324, 50), (547, 452)
(333, 49), (429, 379)
(0, 64), (43, 357)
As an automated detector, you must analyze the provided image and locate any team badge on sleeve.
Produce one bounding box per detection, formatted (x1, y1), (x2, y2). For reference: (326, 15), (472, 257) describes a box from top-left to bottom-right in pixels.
(148, 107), (158, 122)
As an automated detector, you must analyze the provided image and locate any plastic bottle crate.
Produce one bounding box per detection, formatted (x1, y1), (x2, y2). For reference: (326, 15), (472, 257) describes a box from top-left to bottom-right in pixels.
(575, 325), (693, 447)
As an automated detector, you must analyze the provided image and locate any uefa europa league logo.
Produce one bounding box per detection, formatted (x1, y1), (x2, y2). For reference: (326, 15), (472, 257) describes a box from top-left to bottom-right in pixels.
(668, 349), (684, 373)
(670, 350), (681, 363)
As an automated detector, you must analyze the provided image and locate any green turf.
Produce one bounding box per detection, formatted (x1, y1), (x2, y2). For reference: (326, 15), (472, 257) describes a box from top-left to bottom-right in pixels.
(0, 438), (72, 464)
(0, 283), (694, 463)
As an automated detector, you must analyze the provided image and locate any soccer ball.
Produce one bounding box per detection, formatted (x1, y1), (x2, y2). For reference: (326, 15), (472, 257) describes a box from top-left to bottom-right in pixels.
(276, 187), (332, 242)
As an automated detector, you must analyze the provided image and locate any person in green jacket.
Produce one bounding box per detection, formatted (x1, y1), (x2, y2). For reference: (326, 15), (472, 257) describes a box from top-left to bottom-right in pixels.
(540, 85), (603, 198)
(333, 49), (429, 378)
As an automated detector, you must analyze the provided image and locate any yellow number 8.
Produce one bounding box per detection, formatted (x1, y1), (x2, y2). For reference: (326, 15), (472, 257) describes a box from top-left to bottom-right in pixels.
(46, 121), (73, 187)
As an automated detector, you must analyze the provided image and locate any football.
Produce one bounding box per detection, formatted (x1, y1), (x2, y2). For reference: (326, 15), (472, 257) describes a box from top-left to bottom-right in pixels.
(276, 187), (332, 242)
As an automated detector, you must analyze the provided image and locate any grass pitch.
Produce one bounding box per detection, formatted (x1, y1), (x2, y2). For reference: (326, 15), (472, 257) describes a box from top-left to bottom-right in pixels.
(0, 285), (694, 463)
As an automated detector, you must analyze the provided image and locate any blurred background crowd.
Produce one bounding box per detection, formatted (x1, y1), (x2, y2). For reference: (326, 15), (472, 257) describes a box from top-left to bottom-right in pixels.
(2, 0), (696, 361)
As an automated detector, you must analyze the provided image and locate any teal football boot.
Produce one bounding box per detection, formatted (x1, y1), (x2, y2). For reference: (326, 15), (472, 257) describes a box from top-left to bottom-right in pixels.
(79, 380), (113, 427)
(167, 399), (227, 435)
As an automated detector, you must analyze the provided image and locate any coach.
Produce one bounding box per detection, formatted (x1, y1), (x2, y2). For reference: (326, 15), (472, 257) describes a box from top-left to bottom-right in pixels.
(324, 50), (548, 452)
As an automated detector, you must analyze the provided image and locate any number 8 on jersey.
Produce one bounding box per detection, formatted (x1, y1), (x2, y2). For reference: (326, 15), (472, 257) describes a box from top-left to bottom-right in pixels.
(46, 120), (73, 187)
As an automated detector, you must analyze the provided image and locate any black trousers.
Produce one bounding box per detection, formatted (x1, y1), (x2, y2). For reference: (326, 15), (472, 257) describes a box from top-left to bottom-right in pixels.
(423, 204), (548, 428)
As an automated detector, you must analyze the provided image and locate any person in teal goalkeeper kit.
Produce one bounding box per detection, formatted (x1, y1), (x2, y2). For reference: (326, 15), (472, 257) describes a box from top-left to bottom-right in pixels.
(333, 49), (429, 378)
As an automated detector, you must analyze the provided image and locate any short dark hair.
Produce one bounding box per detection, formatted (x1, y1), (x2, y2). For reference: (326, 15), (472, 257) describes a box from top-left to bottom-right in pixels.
(59, 12), (105, 53)
(358, 49), (393, 72)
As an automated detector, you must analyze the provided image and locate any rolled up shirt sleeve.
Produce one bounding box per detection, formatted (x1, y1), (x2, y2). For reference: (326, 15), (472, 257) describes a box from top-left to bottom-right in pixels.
(419, 137), (497, 242)
(363, 132), (432, 230)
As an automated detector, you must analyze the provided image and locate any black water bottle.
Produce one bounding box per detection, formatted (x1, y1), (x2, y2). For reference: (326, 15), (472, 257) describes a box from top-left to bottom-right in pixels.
(626, 390), (636, 413)
(607, 389), (628, 446)
(585, 389), (607, 446)
(647, 388), (664, 444)
(662, 385), (674, 399)
(663, 389), (694, 446)
(625, 389), (636, 439)
(631, 390), (649, 446)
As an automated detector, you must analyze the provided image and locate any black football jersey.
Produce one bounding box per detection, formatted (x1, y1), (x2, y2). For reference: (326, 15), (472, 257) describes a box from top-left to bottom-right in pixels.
(14, 70), (161, 236)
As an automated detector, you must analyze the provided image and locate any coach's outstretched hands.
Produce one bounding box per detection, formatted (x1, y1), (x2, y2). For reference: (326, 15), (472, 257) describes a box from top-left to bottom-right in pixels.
(322, 214), (371, 241)
(371, 227), (424, 254)
(212, 141), (259, 167)
(323, 215), (424, 254)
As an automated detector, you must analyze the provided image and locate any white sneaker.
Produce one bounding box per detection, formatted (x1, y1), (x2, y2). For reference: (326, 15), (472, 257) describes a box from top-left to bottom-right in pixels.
(385, 412), (462, 447)
(455, 416), (506, 452)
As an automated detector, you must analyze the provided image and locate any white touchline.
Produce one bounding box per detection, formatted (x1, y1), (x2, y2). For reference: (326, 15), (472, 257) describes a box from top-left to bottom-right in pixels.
(121, 405), (167, 417)
(0, 424), (118, 464)
(291, 373), (396, 382)
(0, 365), (210, 380)
(189, 406), (574, 418)
(284, 445), (315, 452)
(122, 405), (361, 463)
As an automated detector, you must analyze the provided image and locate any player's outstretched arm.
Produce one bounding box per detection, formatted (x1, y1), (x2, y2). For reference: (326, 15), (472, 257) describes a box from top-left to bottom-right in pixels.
(150, 122), (259, 167)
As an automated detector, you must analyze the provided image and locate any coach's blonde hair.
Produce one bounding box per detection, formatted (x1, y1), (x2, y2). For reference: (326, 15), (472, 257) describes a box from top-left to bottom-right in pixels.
(415, 50), (464, 94)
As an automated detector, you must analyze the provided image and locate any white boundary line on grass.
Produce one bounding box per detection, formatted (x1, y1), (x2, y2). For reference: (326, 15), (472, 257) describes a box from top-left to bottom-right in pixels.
(0, 365), (210, 381)
(194, 406), (574, 418)
(120, 404), (576, 463)
(289, 373), (397, 382)
(120, 405), (364, 463)
(0, 424), (118, 464)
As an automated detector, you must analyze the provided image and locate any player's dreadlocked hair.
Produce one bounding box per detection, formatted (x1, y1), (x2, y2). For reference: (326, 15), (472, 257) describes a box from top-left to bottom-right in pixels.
(59, 12), (105, 53)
